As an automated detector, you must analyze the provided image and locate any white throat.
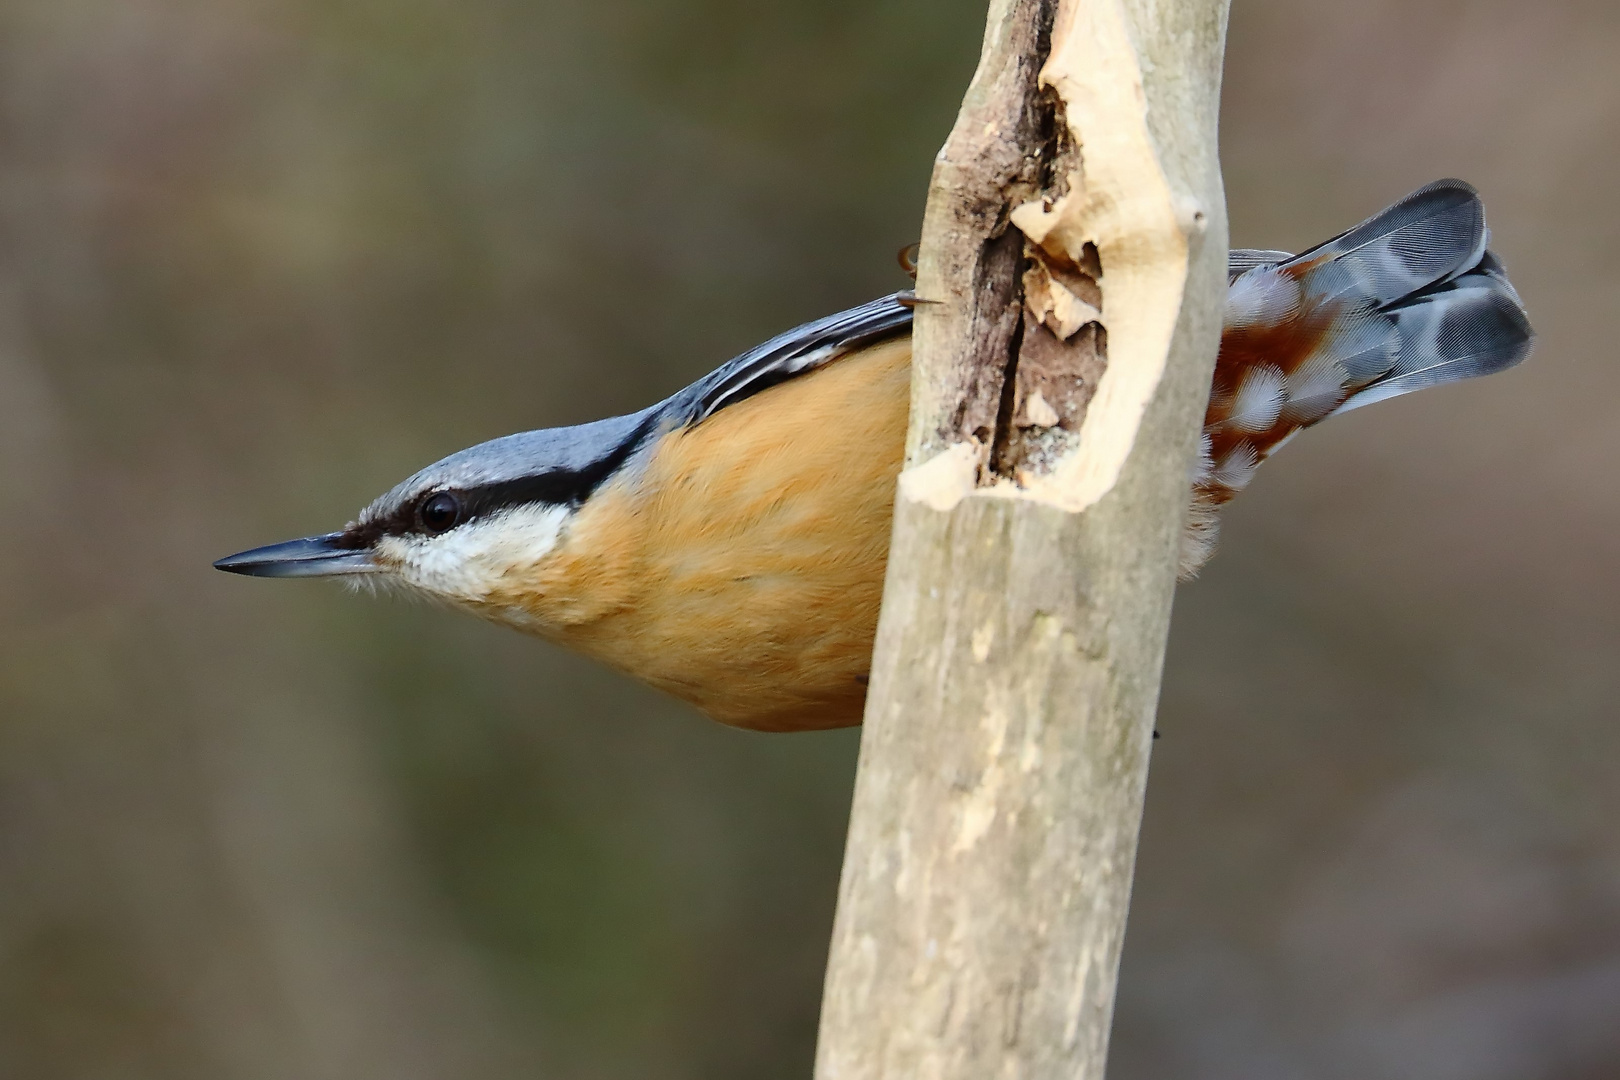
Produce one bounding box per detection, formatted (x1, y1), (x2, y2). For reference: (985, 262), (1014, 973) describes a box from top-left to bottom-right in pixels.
(376, 502), (573, 603)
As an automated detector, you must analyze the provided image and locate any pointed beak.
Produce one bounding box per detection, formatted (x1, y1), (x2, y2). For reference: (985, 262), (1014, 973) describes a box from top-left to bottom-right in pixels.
(213, 532), (380, 578)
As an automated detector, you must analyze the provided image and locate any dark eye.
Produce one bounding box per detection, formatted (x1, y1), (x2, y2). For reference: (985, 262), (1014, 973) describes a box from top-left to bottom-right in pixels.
(418, 491), (462, 534)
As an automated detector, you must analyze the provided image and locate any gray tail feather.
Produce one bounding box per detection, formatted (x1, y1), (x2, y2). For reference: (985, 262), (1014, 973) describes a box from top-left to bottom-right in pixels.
(1287, 178), (1489, 305)
(1224, 180), (1534, 419)
(1295, 180), (1530, 411)
(1189, 182), (1535, 578)
(1335, 248), (1534, 413)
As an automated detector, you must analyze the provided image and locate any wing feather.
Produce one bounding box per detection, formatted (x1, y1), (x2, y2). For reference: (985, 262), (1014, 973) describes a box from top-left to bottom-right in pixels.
(683, 293), (915, 424)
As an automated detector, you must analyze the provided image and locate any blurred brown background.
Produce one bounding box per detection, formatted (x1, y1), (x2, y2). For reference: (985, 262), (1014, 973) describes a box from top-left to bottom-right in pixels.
(1, 0), (1615, 1077)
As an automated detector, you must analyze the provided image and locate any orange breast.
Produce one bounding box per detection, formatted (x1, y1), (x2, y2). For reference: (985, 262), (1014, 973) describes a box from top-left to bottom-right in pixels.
(486, 337), (912, 731)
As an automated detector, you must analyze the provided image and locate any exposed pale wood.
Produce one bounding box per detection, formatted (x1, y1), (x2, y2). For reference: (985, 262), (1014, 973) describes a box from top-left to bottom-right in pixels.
(815, 0), (1230, 1076)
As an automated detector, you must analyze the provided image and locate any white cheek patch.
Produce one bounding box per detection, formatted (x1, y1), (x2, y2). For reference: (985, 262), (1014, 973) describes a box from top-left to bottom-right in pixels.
(377, 503), (573, 603)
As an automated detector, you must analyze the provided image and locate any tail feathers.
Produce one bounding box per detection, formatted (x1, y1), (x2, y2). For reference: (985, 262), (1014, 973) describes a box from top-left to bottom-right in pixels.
(1184, 181), (1533, 578)
(1228, 248), (1294, 278)
(1286, 178), (1489, 306)
(1337, 254), (1534, 414)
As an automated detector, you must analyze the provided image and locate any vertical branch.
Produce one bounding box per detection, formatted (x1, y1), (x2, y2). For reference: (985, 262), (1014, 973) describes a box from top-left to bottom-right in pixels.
(815, 0), (1229, 1077)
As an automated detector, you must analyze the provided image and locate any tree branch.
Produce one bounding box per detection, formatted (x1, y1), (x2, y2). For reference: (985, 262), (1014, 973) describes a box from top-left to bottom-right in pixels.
(815, 0), (1230, 1076)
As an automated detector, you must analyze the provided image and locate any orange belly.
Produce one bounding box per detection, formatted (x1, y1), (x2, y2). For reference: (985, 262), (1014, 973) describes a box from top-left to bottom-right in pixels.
(482, 337), (912, 731)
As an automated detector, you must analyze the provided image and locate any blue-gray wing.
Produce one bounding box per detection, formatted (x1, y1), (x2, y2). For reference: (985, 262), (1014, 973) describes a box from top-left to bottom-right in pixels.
(678, 248), (1362, 429)
(674, 293), (916, 426)
(674, 185), (1527, 432)
(679, 252), (1301, 426)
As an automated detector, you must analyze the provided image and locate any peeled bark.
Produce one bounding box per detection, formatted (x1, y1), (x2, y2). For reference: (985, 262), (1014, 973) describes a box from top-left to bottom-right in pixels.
(815, 1), (1230, 1077)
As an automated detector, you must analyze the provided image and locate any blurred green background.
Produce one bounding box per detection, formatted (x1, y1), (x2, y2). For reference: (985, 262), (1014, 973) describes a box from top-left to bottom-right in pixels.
(2, 0), (1617, 1077)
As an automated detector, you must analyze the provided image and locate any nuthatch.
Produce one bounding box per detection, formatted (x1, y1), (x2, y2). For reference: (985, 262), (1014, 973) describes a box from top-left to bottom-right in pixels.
(217, 181), (1532, 732)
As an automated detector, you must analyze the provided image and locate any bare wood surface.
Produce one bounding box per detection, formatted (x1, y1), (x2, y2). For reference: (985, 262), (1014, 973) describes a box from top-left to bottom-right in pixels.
(815, 0), (1230, 1077)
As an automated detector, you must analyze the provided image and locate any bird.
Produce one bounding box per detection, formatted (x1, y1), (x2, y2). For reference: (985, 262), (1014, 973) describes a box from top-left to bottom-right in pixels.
(215, 180), (1533, 733)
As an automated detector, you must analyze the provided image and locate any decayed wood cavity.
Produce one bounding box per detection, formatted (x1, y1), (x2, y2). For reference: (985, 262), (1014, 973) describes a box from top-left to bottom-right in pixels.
(906, 0), (1197, 514)
(904, 0), (1061, 472)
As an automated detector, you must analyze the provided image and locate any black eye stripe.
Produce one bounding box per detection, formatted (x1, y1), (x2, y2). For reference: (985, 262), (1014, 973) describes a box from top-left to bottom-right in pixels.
(338, 412), (659, 549)
(450, 411), (657, 521)
(459, 472), (604, 516)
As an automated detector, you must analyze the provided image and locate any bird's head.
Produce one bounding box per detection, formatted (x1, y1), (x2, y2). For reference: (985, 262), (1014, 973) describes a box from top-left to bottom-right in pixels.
(214, 408), (658, 612)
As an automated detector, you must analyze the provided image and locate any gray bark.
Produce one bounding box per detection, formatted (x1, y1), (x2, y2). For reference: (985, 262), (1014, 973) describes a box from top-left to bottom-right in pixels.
(815, 0), (1231, 1076)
